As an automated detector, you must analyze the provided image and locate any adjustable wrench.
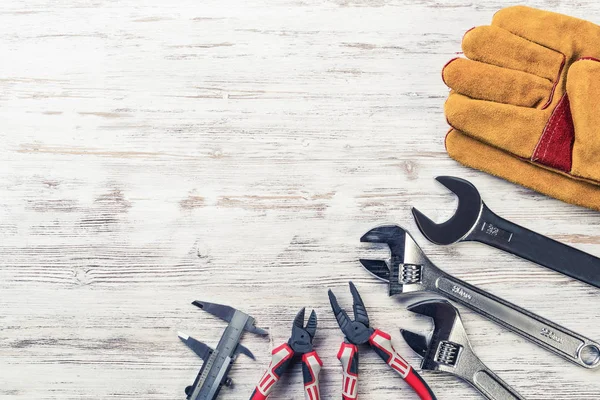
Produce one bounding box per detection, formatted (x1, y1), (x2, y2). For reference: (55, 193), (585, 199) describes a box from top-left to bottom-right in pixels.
(412, 176), (600, 289)
(360, 225), (600, 369)
(402, 299), (525, 400)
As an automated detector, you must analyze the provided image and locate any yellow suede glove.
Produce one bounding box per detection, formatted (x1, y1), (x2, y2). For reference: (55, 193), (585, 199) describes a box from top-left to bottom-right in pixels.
(443, 6), (600, 210)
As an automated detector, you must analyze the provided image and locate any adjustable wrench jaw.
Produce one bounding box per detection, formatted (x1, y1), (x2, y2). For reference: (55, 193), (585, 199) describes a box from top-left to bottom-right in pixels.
(412, 176), (484, 245)
(360, 225), (442, 296)
(403, 300), (474, 373)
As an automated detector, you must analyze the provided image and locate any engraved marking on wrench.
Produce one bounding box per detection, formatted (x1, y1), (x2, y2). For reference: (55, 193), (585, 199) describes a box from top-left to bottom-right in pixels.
(436, 277), (582, 359)
(541, 328), (564, 344)
(481, 222), (513, 242)
(450, 282), (565, 345)
(451, 285), (472, 300)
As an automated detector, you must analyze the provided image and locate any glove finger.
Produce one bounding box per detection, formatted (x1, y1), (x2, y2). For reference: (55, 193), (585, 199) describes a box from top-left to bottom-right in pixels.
(443, 57), (553, 108)
(492, 6), (600, 59)
(445, 92), (546, 158)
(568, 58), (600, 181)
(463, 25), (563, 81)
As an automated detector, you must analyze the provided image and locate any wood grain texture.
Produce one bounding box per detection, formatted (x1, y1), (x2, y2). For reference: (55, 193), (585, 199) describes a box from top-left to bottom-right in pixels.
(2, 0), (600, 398)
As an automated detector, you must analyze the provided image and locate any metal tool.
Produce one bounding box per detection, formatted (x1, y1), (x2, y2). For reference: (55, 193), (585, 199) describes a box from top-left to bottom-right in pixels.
(328, 282), (437, 400)
(250, 308), (322, 400)
(412, 175), (600, 289)
(179, 300), (268, 400)
(401, 299), (525, 400)
(359, 225), (600, 369)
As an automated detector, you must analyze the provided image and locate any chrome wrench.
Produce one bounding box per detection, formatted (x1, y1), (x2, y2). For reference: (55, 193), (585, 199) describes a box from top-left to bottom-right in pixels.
(360, 224), (600, 369)
(402, 299), (525, 400)
(412, 176), (600, 289)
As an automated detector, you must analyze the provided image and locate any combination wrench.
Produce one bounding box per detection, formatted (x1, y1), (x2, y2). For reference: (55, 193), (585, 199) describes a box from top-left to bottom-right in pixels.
(360, 224), (600, 369)
(412, 176), (600, 289)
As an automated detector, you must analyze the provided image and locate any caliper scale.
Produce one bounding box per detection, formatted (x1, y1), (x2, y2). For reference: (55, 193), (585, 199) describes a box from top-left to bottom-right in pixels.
(178, 301), (268, 400)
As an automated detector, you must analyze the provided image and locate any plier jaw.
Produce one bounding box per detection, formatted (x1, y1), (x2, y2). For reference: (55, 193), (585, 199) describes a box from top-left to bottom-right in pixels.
(328, 282), (374, 345)
(288, 307), (317, 354)
(250, 308), (321, 400)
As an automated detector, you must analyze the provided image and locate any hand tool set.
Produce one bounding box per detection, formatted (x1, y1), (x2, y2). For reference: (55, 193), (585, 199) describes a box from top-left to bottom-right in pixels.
(175, 6), (600, 399)
(180, 176), (600, 399)
(360, 221), (600, 369)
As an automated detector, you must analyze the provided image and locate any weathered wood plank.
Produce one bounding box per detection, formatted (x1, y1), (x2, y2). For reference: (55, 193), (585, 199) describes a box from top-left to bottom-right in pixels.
(2, 0), (600, 398)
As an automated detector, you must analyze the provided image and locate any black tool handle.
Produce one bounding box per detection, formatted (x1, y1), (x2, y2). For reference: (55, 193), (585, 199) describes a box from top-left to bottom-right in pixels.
(467, 203), (600, 289)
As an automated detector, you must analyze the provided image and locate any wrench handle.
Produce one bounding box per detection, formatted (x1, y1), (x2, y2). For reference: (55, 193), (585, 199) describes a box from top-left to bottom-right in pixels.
(467, 203), (600, 289)
(468, 358), (524, 400)
(435, 274), (600, 369)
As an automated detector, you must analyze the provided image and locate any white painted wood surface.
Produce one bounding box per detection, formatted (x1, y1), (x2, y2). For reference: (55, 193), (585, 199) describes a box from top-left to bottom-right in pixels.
(2, 1), (600, 398)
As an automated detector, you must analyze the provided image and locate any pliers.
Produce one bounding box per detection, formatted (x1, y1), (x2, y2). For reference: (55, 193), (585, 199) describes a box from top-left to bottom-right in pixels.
(328, 282), (437, 400)
(250, 308), (322, 400)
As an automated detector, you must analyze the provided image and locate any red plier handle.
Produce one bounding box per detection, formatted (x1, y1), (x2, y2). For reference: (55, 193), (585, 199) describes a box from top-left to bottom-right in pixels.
(369, 330), (437, 400)
(336, 330), (436, 400)
(250, 343), (322, 400)
(337, 342), (359, 400)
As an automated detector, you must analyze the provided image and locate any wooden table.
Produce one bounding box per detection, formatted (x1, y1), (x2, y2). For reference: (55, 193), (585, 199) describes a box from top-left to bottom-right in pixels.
(2, 1), (600, 398)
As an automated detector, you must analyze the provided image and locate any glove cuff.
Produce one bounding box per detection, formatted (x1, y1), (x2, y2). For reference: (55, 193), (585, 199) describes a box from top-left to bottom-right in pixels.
(446, 128), (600, 211)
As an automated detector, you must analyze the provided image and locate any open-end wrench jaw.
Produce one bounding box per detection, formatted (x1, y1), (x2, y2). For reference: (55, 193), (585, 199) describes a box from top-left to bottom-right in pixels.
(412, 176), (483, 245)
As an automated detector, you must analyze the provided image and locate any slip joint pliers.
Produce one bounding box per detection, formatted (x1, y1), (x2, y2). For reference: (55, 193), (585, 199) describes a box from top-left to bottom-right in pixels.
(328, 282), (437, 400)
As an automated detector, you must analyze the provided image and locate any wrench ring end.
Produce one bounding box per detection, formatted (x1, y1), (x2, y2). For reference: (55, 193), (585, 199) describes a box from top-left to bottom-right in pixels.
(580, 344), (600, 368)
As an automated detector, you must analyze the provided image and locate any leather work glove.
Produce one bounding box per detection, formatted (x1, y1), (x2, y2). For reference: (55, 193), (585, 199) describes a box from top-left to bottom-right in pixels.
(442, 6), (600, 210)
